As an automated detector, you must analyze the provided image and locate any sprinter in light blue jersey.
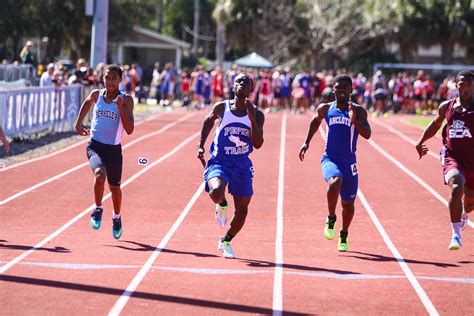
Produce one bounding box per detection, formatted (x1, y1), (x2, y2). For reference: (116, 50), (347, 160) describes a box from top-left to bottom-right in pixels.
(197, 73), (265, 258)
(299, 75), (371, 252)
(75, 64), (134, 240)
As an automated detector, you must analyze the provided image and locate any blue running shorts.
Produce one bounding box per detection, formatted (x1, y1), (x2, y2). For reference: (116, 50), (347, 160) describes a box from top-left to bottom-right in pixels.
(321, 154), (358, 202)
(204, 157), (254, 197)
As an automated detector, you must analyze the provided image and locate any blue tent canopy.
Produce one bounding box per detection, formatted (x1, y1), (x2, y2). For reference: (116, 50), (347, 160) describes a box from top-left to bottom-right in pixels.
(234, 52), (274, 68)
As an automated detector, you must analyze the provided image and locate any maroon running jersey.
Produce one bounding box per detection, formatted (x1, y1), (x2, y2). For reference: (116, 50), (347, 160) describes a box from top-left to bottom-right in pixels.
(442, 98), (474, 169)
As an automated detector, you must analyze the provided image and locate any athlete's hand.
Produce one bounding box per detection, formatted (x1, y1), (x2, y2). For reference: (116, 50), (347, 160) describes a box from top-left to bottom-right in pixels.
(415, 142), (428, 159)
(114, 95), (124, 110)
(197, 145), (206, 167)
(348, 103), (357, 123)
(299, 143), (309, 161)
(75, 124), (90, 136)
(245, 98), (256, 121)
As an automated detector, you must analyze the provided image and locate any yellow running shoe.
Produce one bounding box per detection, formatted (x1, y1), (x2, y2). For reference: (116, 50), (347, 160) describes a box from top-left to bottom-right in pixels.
(324, 216), (336, 240)
(338, 233), (349, 252)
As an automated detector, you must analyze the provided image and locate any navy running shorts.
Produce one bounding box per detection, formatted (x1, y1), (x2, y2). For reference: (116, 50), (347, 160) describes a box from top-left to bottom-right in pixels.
(86, 139), (123, 186)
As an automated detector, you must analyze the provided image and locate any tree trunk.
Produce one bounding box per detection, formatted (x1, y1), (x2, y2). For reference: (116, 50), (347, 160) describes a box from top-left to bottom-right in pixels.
(441, 40), (455, 65)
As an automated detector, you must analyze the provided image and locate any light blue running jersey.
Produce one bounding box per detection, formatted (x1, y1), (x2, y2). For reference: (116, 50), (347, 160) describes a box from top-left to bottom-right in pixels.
(324, 102), (359, 158)
(90, 90), (126, 145)
(209, 100), (253, 160)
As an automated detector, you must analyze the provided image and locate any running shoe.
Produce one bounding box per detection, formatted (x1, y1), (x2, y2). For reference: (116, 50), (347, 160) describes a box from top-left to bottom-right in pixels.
(324, 216), (336, 240)
(338, 233), (349, 252)
(218, 238), (236, 259)
(112, 217), (122, 239)
(448, 234), (462, 250)
(215, 203), (228, 228)
(90, 207), (103, 230)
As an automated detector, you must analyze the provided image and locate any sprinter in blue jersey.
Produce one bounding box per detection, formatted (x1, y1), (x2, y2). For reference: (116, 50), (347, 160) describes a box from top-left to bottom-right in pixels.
(299, 75), (371, 252)
(75, 64), (134, 239)
(197, 73), (265, 258)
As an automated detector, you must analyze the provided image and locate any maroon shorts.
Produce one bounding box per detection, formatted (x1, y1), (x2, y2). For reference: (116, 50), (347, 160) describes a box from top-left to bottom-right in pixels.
(441, 148), (474, 190)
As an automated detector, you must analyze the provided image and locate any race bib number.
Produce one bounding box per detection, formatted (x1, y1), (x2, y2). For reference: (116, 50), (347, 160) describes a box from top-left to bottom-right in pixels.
(138, 157), (149, 166)
(250, 166), (255, 176)
(351, 163), (358, 176)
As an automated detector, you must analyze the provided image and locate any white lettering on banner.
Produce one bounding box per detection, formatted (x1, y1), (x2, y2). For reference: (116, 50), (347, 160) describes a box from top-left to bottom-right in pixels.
(0, 85), (82, 137)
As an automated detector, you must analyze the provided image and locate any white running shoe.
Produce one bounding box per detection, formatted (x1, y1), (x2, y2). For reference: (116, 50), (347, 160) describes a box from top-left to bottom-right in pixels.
(448, 234), (462, 250)
(215, 203), (228, 228)
(218, 238), (236, 259)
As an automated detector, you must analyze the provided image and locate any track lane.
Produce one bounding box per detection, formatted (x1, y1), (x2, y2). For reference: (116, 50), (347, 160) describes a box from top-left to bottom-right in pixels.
(280, 113), (429, 314)
(355, 118), (473, 314)
(113, 112), (285, 315)
(0, 110), (193, 202)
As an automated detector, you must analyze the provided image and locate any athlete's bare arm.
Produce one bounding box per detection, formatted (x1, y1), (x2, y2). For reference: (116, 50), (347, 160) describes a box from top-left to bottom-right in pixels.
(415, 100), (449, 159)
(75, 89), (99, 136)
(246, 98), (265, 149)
(197, 101), (226, 160)
(118, 94), (134, 135)
(299, 103), (330, 161)
(350, 105), (371, 139)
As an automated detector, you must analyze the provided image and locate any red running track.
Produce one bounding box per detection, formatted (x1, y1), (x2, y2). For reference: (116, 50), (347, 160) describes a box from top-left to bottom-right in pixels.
(0, 109), (472, 315)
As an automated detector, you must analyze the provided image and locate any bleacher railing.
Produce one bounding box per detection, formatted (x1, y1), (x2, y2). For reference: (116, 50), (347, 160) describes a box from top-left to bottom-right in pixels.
(0, 85), (82, 138)
(0, 64), (35, 82)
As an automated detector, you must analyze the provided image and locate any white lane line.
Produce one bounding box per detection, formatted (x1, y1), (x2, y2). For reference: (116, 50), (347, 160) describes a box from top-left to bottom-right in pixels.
(0, 112), (165, 172)
(357, 190), (439, 315)
(0, 113), (195, 206)
(0, 132), (200, 274)
(273, 111), (287, 316)
(371, 119), (439, 159)
(318, 127), (439, 316)
(370, 119), (474, 229)
(108, 182), (205, 316)
(3, 261), (473, 284)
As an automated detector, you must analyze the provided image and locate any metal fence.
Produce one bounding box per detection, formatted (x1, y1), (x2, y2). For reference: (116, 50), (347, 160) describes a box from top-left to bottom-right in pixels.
(0, 64), (36, 82)
(0, 84), (82, 138)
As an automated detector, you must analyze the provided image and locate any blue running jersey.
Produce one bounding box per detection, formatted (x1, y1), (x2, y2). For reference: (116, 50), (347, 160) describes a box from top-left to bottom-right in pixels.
(90, 89), (126, 145)
(209, 100), (253, 160)
(324, 102), (359, 158)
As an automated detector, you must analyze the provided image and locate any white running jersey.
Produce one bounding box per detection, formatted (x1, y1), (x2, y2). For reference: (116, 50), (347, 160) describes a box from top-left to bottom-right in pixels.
(209, 100), (254, 160)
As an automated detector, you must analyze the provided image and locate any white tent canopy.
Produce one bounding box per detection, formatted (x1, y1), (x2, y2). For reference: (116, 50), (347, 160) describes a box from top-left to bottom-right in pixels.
(234, 52), (274, 68)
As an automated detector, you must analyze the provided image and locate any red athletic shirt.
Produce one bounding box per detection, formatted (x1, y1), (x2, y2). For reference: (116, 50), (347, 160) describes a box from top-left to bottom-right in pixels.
(442, 98), (474, 168)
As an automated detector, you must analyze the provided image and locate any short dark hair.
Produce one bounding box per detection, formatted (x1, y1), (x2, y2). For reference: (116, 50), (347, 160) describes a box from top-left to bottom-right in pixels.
(334, 74), (352, 87)
(456, 70), (473, 82)
(107, 64), (123, 77)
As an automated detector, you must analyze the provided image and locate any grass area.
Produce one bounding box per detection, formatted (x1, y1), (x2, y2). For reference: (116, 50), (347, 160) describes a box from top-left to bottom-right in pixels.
(406, 117), (434, 128)
(406, 116), (444, 136)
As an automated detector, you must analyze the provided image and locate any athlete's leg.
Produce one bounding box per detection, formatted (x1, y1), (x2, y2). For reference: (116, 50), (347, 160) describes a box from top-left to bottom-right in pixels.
(207, 176), (228, 205)
(93, 167), (106, 206)
(463, 186), (474, 213)
(327, 176), (342, 217)
(447, 173), (465, 222)
(109, 184), (122, 215)
(225, 195), (251, 239)
(340, 200), (355, 233)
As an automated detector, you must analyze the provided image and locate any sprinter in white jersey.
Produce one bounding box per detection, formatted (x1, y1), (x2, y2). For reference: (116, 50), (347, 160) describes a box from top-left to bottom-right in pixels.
(75, 64), (134, 239)
(197, 73), (265, 258)
(299, 75), (371, 252)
